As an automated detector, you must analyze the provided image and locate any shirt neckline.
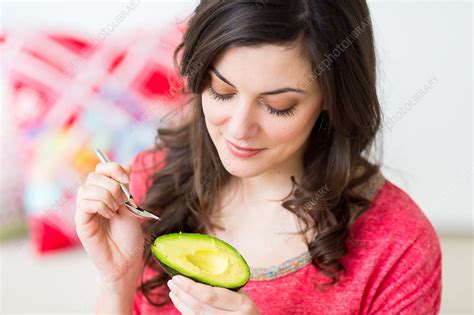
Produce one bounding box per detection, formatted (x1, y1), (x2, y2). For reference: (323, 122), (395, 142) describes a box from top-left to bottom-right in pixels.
(249, 251), (313, 281)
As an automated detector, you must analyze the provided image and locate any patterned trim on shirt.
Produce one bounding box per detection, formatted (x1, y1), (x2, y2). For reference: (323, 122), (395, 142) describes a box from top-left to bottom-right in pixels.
(250, 251), (313, 281)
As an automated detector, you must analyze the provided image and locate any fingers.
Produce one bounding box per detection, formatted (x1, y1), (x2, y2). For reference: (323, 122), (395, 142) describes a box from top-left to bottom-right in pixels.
(85, 172), (129, 205)
(79, 184), (120, 211)
(168, 290), (197, 315)
(168, 276), (246, 312)
(123, 164), (132, 174)
(95, 162), (130, 184)
(76, 199), (116, 227)
(75, 162), (131, 227)
(168, 280), (223, 315)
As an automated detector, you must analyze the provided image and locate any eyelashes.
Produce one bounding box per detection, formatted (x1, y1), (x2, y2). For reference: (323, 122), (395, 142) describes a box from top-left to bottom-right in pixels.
(206, 87), (296, 118)
(207, 87), (234, 101)
(264, 104), (296, 117)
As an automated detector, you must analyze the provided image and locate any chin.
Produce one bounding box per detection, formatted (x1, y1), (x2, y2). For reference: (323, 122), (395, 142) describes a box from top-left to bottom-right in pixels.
(224, 161), (262, 178)
(222, 163), (263, 178)
(217, 150), (267, 178)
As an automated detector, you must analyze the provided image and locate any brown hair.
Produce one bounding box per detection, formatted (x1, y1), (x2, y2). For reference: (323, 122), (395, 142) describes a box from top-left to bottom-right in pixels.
(138, 0), (383, 306)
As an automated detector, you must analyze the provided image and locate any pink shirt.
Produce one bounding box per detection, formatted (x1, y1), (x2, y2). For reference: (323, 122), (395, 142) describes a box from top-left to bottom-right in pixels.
(129, 150), (442, 314)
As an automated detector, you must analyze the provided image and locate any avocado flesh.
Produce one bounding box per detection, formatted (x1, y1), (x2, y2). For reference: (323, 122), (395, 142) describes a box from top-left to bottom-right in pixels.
(152, 233), (250, 290)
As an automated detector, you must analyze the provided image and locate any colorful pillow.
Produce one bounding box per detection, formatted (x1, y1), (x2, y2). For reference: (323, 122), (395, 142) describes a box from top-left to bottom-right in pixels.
(0, 24), (185, 254)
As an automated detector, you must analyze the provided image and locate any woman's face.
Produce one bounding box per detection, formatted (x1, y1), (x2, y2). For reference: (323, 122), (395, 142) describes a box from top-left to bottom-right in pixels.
(201, 44), (324, 178)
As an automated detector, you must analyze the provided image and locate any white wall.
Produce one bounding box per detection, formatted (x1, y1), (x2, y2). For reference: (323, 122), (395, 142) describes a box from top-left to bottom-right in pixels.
(370, 1), (472, 235)
(1, 0), (472, 235)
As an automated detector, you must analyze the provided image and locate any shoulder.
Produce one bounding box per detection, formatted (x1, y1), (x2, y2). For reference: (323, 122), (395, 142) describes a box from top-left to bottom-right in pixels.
(130, 148), (167, 173)
(129, 148), (168, 205)
(349, 180), (442, 313)
(351, 179), (440, 249)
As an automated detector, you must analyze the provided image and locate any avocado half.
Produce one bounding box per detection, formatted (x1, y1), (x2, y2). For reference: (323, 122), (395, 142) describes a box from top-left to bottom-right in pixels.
(151, 233), (250, 291)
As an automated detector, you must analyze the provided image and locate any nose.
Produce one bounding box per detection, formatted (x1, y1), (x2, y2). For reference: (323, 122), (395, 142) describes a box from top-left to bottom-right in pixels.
(227, 98), (259, 141)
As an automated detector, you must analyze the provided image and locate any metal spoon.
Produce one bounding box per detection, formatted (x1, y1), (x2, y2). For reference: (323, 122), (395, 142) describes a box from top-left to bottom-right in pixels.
(94, 148), (161, 221)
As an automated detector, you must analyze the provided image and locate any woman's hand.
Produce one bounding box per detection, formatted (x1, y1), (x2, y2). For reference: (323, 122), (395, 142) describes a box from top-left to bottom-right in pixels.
(167, 275), (260, 315)
(75, 162), (145, 288)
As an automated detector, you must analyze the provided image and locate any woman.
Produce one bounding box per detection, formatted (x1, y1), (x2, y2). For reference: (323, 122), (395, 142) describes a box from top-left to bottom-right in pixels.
(75, 1), (442, 314)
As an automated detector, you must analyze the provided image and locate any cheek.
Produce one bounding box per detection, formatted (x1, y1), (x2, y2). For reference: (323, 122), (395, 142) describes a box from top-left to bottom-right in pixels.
(202, 96), (228, 127)
(263, 114), (316, 146)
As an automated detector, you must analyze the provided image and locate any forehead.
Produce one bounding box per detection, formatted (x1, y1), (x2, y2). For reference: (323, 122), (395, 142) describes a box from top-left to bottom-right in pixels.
(210, 44), (314, 89)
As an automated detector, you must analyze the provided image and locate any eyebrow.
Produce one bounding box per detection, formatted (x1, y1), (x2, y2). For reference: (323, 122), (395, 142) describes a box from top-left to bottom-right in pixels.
(209, 65), (306, 95)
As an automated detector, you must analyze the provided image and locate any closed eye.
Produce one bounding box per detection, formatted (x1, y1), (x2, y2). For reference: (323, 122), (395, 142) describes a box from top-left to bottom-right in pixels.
(207, 87), (296, 117)
(207, 87), (235, 101)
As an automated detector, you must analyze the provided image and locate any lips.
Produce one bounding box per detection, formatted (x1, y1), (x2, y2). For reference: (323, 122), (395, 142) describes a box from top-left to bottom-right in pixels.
(225, 140), (265, 158)
(226, 140), (263, 151)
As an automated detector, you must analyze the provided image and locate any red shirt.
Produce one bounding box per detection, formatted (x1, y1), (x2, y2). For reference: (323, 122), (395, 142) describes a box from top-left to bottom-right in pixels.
(129, 150), (442, 314)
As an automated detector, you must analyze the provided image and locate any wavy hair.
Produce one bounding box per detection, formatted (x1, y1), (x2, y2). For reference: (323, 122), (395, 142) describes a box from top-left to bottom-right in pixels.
(138, 0), (382, 306)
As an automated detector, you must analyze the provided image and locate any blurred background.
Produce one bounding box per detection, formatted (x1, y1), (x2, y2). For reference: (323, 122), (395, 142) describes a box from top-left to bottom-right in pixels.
(0, 0), (472, 314)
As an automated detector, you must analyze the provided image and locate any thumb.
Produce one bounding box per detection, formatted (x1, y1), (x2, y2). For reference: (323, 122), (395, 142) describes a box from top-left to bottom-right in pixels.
(238, 287), (248, 295)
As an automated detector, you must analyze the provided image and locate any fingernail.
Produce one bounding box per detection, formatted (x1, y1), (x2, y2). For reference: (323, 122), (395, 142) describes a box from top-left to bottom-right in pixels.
(172, 276), (182, 284)
(119, 174), (129, 183)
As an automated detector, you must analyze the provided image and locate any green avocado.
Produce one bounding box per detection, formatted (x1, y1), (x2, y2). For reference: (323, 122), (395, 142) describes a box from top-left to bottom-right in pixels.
(151, 232), (251, 291)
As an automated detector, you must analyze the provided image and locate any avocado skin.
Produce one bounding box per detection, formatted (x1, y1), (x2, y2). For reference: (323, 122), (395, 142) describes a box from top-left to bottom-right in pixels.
(156, 259), (245, 291)
(151, 233), (249, 291)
